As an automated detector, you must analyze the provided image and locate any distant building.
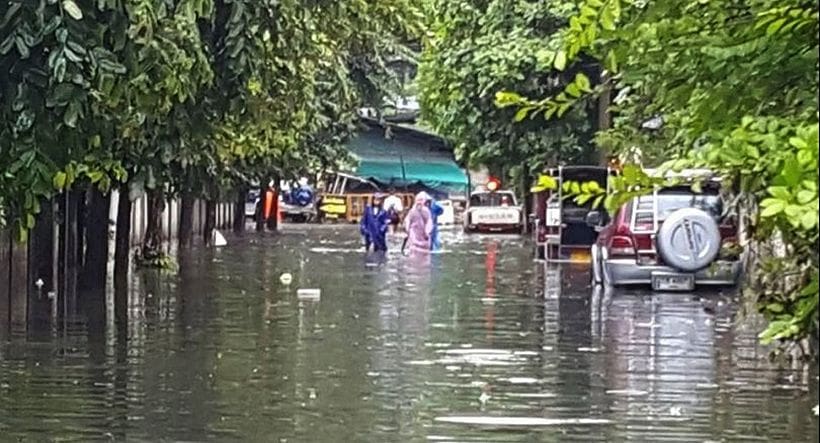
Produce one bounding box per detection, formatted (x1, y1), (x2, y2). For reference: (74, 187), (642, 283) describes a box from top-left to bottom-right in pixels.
(342, 117), (469, 199)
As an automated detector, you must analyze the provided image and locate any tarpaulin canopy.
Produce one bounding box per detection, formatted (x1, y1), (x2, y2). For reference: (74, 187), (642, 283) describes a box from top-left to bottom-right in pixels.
(345, 121), (469, 196)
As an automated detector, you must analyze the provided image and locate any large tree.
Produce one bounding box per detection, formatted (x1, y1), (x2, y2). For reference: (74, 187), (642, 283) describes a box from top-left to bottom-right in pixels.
(418, 0), (602, 192)
(500, 0), (819, 357)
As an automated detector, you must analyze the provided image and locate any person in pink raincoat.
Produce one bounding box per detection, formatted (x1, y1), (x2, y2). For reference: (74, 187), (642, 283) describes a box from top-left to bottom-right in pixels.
(403, 192), (434, 253)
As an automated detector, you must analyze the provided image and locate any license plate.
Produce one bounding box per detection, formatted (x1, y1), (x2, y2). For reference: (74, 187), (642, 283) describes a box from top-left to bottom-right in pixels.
(652, 273), (695, 291)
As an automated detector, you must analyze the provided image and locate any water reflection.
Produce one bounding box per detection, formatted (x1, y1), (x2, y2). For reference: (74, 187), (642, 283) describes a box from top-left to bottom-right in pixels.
(0, 226), (817, 441)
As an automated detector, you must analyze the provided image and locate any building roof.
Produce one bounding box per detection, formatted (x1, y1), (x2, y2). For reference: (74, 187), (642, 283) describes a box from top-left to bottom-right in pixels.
(344, 118), (469, 195)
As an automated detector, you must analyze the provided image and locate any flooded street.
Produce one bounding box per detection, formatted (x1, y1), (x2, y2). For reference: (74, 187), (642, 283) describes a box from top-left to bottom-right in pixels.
(1, 226), (818, 442)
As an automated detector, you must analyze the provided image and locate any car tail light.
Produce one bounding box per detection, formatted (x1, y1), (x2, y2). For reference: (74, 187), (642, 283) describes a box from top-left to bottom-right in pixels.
(609, 235), (635, 257)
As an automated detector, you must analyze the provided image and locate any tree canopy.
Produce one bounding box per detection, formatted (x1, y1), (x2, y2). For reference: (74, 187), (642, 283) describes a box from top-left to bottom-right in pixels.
(418, 0), (601, 187)
(496, 0), (818, 356)
(1, 0), (422, 238)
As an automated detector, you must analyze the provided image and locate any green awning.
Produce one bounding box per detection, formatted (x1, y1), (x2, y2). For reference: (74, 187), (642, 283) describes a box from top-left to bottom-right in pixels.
(346, 125), (469, 195)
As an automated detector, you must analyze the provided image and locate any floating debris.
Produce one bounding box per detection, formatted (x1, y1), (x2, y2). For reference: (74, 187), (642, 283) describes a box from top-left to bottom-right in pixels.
(280, 273), (293, 285)
(213, 230), (227, 247)
(297, 288), (321, 300)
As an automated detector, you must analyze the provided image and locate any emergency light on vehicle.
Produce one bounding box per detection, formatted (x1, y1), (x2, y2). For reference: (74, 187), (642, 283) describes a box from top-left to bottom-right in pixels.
(487, 178), (500, 192)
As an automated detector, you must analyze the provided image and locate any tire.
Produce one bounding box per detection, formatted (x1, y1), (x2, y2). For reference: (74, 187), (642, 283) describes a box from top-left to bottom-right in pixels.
(656, 207), (721, 272)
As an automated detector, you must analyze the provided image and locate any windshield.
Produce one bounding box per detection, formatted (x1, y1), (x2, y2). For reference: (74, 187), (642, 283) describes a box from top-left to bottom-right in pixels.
(470, 192), (516, 207)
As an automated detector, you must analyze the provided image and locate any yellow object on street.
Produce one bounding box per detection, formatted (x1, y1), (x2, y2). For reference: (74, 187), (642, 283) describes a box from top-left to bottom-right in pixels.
(569, 249), (591, 263)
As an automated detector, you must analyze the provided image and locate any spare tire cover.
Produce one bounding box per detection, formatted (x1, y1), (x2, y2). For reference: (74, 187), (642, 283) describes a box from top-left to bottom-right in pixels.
(656, 207), (720, 272)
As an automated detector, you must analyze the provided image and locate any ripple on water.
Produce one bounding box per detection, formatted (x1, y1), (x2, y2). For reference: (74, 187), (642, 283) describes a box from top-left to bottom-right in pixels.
(0, 226), (817, 442)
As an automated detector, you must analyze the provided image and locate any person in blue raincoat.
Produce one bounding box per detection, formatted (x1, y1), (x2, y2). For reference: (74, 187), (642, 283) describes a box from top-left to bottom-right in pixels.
(360, 193), (390, 252)
(426, 195), (444, 251)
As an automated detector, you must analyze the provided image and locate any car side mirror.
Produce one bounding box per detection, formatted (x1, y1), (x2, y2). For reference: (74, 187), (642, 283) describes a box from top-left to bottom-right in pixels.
(586, 211), (603, 228)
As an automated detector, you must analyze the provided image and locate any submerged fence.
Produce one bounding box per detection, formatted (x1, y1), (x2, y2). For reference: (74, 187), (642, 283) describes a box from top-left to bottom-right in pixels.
(0, 190), (237, 335)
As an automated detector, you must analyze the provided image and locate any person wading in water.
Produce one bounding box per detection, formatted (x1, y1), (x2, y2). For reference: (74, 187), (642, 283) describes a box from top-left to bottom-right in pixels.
(360, 193), (390, 252)
(403, 192), (434, 253)
(382, 188), (404, 234)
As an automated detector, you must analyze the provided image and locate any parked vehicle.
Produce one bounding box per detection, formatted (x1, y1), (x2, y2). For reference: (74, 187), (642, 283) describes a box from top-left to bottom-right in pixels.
(245, 189), (260, 220)
(589, 172), (742, 290)
(280, 181), (317, 223)
(463, 179), (523, 233)
(437, 199), (456, 225)
(532, 166), (616, 262)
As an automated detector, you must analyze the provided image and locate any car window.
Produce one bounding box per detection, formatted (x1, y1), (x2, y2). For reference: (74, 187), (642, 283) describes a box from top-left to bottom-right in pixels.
(635, 192), (723, 222)
(470, 192), (516, 206)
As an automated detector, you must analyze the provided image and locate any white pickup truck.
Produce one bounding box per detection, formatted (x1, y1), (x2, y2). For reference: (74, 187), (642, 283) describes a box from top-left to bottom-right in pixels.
(463, 188), (523, 233)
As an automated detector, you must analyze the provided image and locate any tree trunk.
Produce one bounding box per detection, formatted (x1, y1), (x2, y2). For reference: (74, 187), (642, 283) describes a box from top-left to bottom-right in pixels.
(114, 188), (131, 329)
(29, 197), (55, 327)
(233, 187), (246, 233)
(142, 189), (165, 261)
(76, 188), (87, 272)
(520, 162), (533, 234)
(57, 189), (79, 322)
(81, 188), (110, 292)
(179, 193), (195, 248)
(255, 185), (265, 232)
(30, 198), (55, 292)
(204, 199), (216, 245)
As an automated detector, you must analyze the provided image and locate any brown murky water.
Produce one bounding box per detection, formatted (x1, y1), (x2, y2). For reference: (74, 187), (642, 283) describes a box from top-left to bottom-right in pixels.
(1, 226), (817, 441)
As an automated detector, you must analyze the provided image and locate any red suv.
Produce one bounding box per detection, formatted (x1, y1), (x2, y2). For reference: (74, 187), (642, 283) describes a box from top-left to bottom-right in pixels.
(588, 182), (743, 291)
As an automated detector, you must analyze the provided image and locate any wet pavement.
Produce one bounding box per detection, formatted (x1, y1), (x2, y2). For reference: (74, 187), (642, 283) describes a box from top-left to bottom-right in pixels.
(1, 225), (818, 441)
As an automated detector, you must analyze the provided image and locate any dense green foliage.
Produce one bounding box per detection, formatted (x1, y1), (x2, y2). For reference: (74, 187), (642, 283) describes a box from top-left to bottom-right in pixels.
(1, 0), (421, 238)
(499, 0), (819, 356)
(418, 0), (601, 188)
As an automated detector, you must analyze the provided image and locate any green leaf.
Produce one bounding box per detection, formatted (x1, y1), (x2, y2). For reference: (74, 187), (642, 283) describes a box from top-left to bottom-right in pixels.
(766, 303), (784, 313)
(766, 18), (786, 35)
(554, 50), (567, 71)
(495, 91), (523, 108)
(800, 210), (817, 229)
(784, 205), (801, 218)
(513, 106), (532, 122)
(759, 199), (785, 217)
(781, 158), (801, 187)
(53, 171), (67, 189)
(575, 73), (591, 92)
(789, 136), (808, 149)
(63, 0), (83, 20)
(796, 190), (816, 204)
(768, 186), (790, 200)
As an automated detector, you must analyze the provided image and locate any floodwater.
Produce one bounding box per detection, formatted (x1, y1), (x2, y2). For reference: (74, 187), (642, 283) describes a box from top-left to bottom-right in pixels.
(1, 226), (818, 442)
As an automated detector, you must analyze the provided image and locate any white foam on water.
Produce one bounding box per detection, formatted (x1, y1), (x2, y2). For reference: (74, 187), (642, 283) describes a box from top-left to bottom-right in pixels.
(577, 347), (601, 353)
(407, 360), (436, 366)
(605, 389), (649, 396)
(504, 392), (557, 399)
(503, 377), (540, 385)
(434, 416), (611, 426)
(308, 247), (363, 254)
(438, 349), (510, 355)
